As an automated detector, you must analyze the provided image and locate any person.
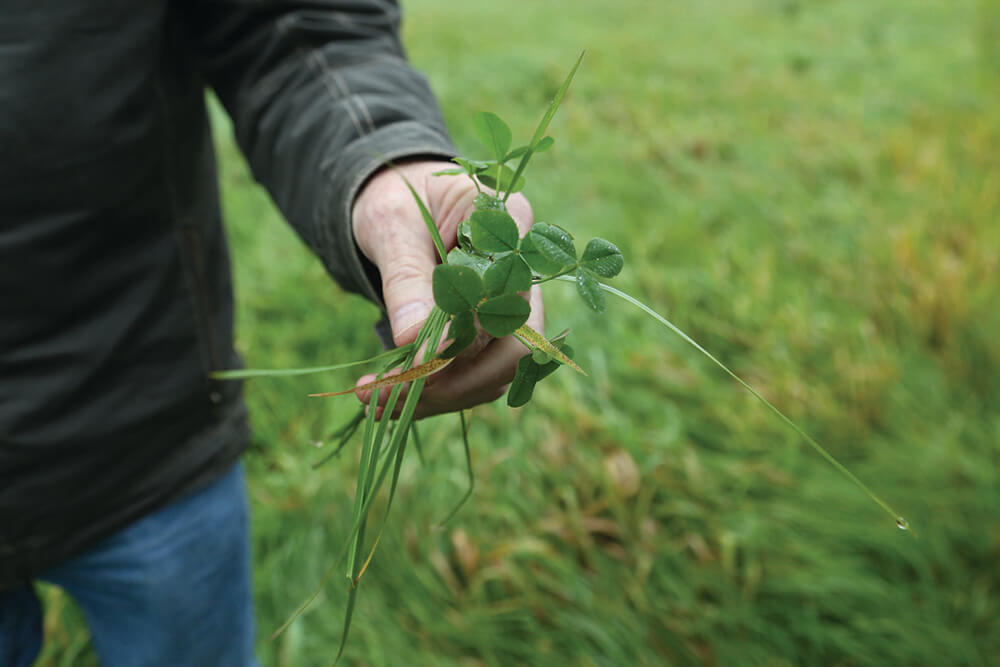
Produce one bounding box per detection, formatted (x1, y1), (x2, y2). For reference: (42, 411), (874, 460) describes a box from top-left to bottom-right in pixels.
(0, 1), (540, 664)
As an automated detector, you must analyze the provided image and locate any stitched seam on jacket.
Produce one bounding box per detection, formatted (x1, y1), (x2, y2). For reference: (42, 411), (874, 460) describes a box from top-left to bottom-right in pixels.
(277, 15), (374, 138)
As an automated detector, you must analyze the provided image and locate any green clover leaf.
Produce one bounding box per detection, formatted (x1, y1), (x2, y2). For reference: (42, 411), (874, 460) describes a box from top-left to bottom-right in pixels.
(433, 264), (484, 314)
(470, 209), (520, 254)
(484, 253), (532, 296)
(476, 293), (530, 337)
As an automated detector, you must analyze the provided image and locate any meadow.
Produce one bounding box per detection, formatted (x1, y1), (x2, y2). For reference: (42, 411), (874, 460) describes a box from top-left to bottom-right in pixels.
(38, 0), (999, 665)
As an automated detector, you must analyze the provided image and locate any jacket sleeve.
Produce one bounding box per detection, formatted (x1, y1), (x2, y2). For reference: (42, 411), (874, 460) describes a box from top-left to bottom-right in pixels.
(180, 0), (457, 305)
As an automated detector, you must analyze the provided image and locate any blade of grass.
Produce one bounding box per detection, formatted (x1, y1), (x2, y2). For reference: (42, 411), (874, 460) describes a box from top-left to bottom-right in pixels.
(411, 421), (425, 466)
(332, 309), (448, 662)
(272, 383), (413, 645)
(211, 345), (414, 379)
(344, 378), (383, 583)
(437, 409), (474, 526)
(308, 357), (453, 398)
(312, 407), (366, 468)
(268, 302), (439, 643)
(389, 166), (448, 263)
(514, 323), (586, 375)
(503, 51), (584, 203)
(557, 276), (913, 534)
(343, 316), (436, 590)
(338, 517), (366, 666)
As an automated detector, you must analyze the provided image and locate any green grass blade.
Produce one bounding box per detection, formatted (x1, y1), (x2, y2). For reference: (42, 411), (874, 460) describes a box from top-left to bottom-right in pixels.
(557, 276), (913, 533)
(272, 308), (454, 646)
(503, 51), (584, 203)
(336, 517), (366, 666)
(331, 309), (447, 658)
(312, 407), (366, 468)
(268, 547), (346, 641)
(211, 346), (413, 379)
(345, 381), (383, 581)
(529, 51), (585, 149)
(437, 410), (474, 526)
(392, 166), (448, 264)
(270, 331), (427, 642)
(351, 314), (446, 529)
(270, 394), (399, 644)
(411, 422), (425, 466)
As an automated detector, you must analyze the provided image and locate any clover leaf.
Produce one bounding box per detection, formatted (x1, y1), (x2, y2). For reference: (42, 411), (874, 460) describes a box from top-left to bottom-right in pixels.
(484, 253), (532, 296)
(433, 264), (484, 314)
(507, 342), (575, 408)
(575, 267), (605, 313)
(447, 247), (491, 276)
(579, 238), (624, 278)
(476, 293), (530, 337)
(470, 210), (520, 254)
(473, 111), (512, 162)
(440, 310), (477, 358)
(477, 163), (526, 194)
(519, 222), (576, 275)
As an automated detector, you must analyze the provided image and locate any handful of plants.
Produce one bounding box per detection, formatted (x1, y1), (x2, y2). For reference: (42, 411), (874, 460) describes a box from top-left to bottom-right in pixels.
(216, 53), (910, 661)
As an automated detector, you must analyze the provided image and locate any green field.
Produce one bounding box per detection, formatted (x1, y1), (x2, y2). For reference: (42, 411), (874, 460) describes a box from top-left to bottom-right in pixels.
(38, 0), (999, 665)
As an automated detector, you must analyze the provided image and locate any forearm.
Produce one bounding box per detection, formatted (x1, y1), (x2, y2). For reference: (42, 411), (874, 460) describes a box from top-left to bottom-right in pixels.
(182, 0), (456, 302)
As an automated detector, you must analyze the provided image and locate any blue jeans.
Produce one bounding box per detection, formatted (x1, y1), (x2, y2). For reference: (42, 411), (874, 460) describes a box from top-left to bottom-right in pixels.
(0, 462), (258, 667)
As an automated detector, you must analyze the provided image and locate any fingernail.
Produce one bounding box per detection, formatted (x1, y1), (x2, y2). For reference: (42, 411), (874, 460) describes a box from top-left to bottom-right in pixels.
(391, 301), (431, 339)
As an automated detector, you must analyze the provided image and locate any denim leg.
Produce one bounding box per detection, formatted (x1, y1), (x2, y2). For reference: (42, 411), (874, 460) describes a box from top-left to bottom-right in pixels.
(42, 462), (258, 667)
(0, 584), (43, 667)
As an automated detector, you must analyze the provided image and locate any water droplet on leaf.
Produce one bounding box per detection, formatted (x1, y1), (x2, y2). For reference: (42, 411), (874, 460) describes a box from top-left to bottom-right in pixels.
(896, 517), (909, 531)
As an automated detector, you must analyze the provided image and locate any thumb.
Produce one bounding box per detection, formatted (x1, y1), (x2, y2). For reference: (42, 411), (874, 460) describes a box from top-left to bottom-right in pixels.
(380, 250), (436, 348)
(352, 164), (444, 348)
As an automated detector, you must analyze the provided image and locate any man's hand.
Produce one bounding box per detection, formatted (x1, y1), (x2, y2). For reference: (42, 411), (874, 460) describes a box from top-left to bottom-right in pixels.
(351, 160), (543, 419)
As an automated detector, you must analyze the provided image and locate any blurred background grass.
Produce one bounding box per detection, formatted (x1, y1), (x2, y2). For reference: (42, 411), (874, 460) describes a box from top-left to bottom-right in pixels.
(36, 0), (999, 665)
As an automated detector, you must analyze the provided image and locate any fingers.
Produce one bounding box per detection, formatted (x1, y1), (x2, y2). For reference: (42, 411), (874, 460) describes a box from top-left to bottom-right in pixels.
(415, 286), (544, 418)
(354, 286), (545, 420)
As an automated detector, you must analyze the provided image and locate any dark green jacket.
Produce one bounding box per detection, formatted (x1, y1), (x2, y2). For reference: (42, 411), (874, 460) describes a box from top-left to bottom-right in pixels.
(0, 0), (454, 587)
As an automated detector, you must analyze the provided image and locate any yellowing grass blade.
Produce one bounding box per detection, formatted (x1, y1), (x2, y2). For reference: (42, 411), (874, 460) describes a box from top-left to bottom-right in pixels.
(515, 324), (586, 375)
(308, 357), (453, 398)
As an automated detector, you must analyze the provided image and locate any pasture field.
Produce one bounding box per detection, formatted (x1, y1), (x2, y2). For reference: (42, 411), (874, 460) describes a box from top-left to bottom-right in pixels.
(37, 1), (998, 665)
